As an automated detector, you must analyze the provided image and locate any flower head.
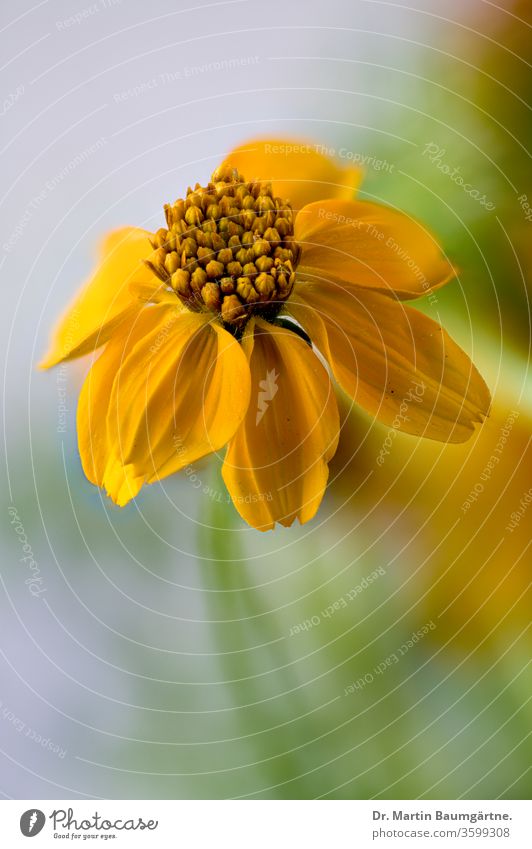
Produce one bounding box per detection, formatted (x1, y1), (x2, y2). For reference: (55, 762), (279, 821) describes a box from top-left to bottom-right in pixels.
(40, 138), (491, 530)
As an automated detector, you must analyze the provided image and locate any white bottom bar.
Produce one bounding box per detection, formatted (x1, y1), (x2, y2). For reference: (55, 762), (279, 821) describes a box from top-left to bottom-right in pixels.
(1, 799), (529, 847)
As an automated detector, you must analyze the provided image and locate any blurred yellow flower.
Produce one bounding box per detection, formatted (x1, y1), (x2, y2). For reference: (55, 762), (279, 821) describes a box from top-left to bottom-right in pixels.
(40, 138), (491, 530)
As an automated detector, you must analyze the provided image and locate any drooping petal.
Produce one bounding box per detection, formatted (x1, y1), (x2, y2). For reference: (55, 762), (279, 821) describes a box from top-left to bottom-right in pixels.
(104, 307), (251, 505)
(76, 306), (163, 492)
(288, 284), (491, 443)
(294, 199), (456, 299)
(40, 227), (157, 368)
(222, 318), (340, 531)
(222, 137), (362, 211)
(100, 457), (145, 508)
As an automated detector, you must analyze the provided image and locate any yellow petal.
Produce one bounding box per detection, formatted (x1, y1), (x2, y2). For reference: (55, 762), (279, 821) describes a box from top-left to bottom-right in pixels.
(77, 306), (163, 488)
(78, 350), (117, 489)
(288, 284), (491, 443)
(222, 137), (362, 211)
(104, 308), (251, 504)
(40, 227), (156, 369)
(295, 199), (456, 299)
(102, 457), (144, 507)
(222, 318), (340, 531)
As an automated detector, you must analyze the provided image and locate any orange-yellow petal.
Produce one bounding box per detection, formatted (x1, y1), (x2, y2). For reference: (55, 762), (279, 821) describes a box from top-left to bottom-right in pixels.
(77, 306), (164, 489)
(101, 458), (144, 508)
(288, 284), (491, 443)
(40, 227), (156, 369)
(222, 318), (340, 531)
(104, 307), (251, 505)
(295, 199), (456, 299)
(222, 137), (362, 212)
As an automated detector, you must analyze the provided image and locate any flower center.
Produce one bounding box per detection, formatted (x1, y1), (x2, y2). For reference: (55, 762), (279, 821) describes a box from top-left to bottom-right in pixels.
(145, 165), (300, 332)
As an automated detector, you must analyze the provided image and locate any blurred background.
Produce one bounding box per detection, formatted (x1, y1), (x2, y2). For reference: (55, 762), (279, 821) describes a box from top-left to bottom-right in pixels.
(1, 0), (530, 799)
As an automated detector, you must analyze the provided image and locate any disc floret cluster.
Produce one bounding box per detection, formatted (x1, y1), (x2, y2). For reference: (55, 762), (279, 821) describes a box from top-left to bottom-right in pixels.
(145, 164), (300, 332)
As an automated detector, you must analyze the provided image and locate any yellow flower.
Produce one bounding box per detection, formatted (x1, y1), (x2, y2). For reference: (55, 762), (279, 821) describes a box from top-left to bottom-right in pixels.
(40, 138), (491, 530)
